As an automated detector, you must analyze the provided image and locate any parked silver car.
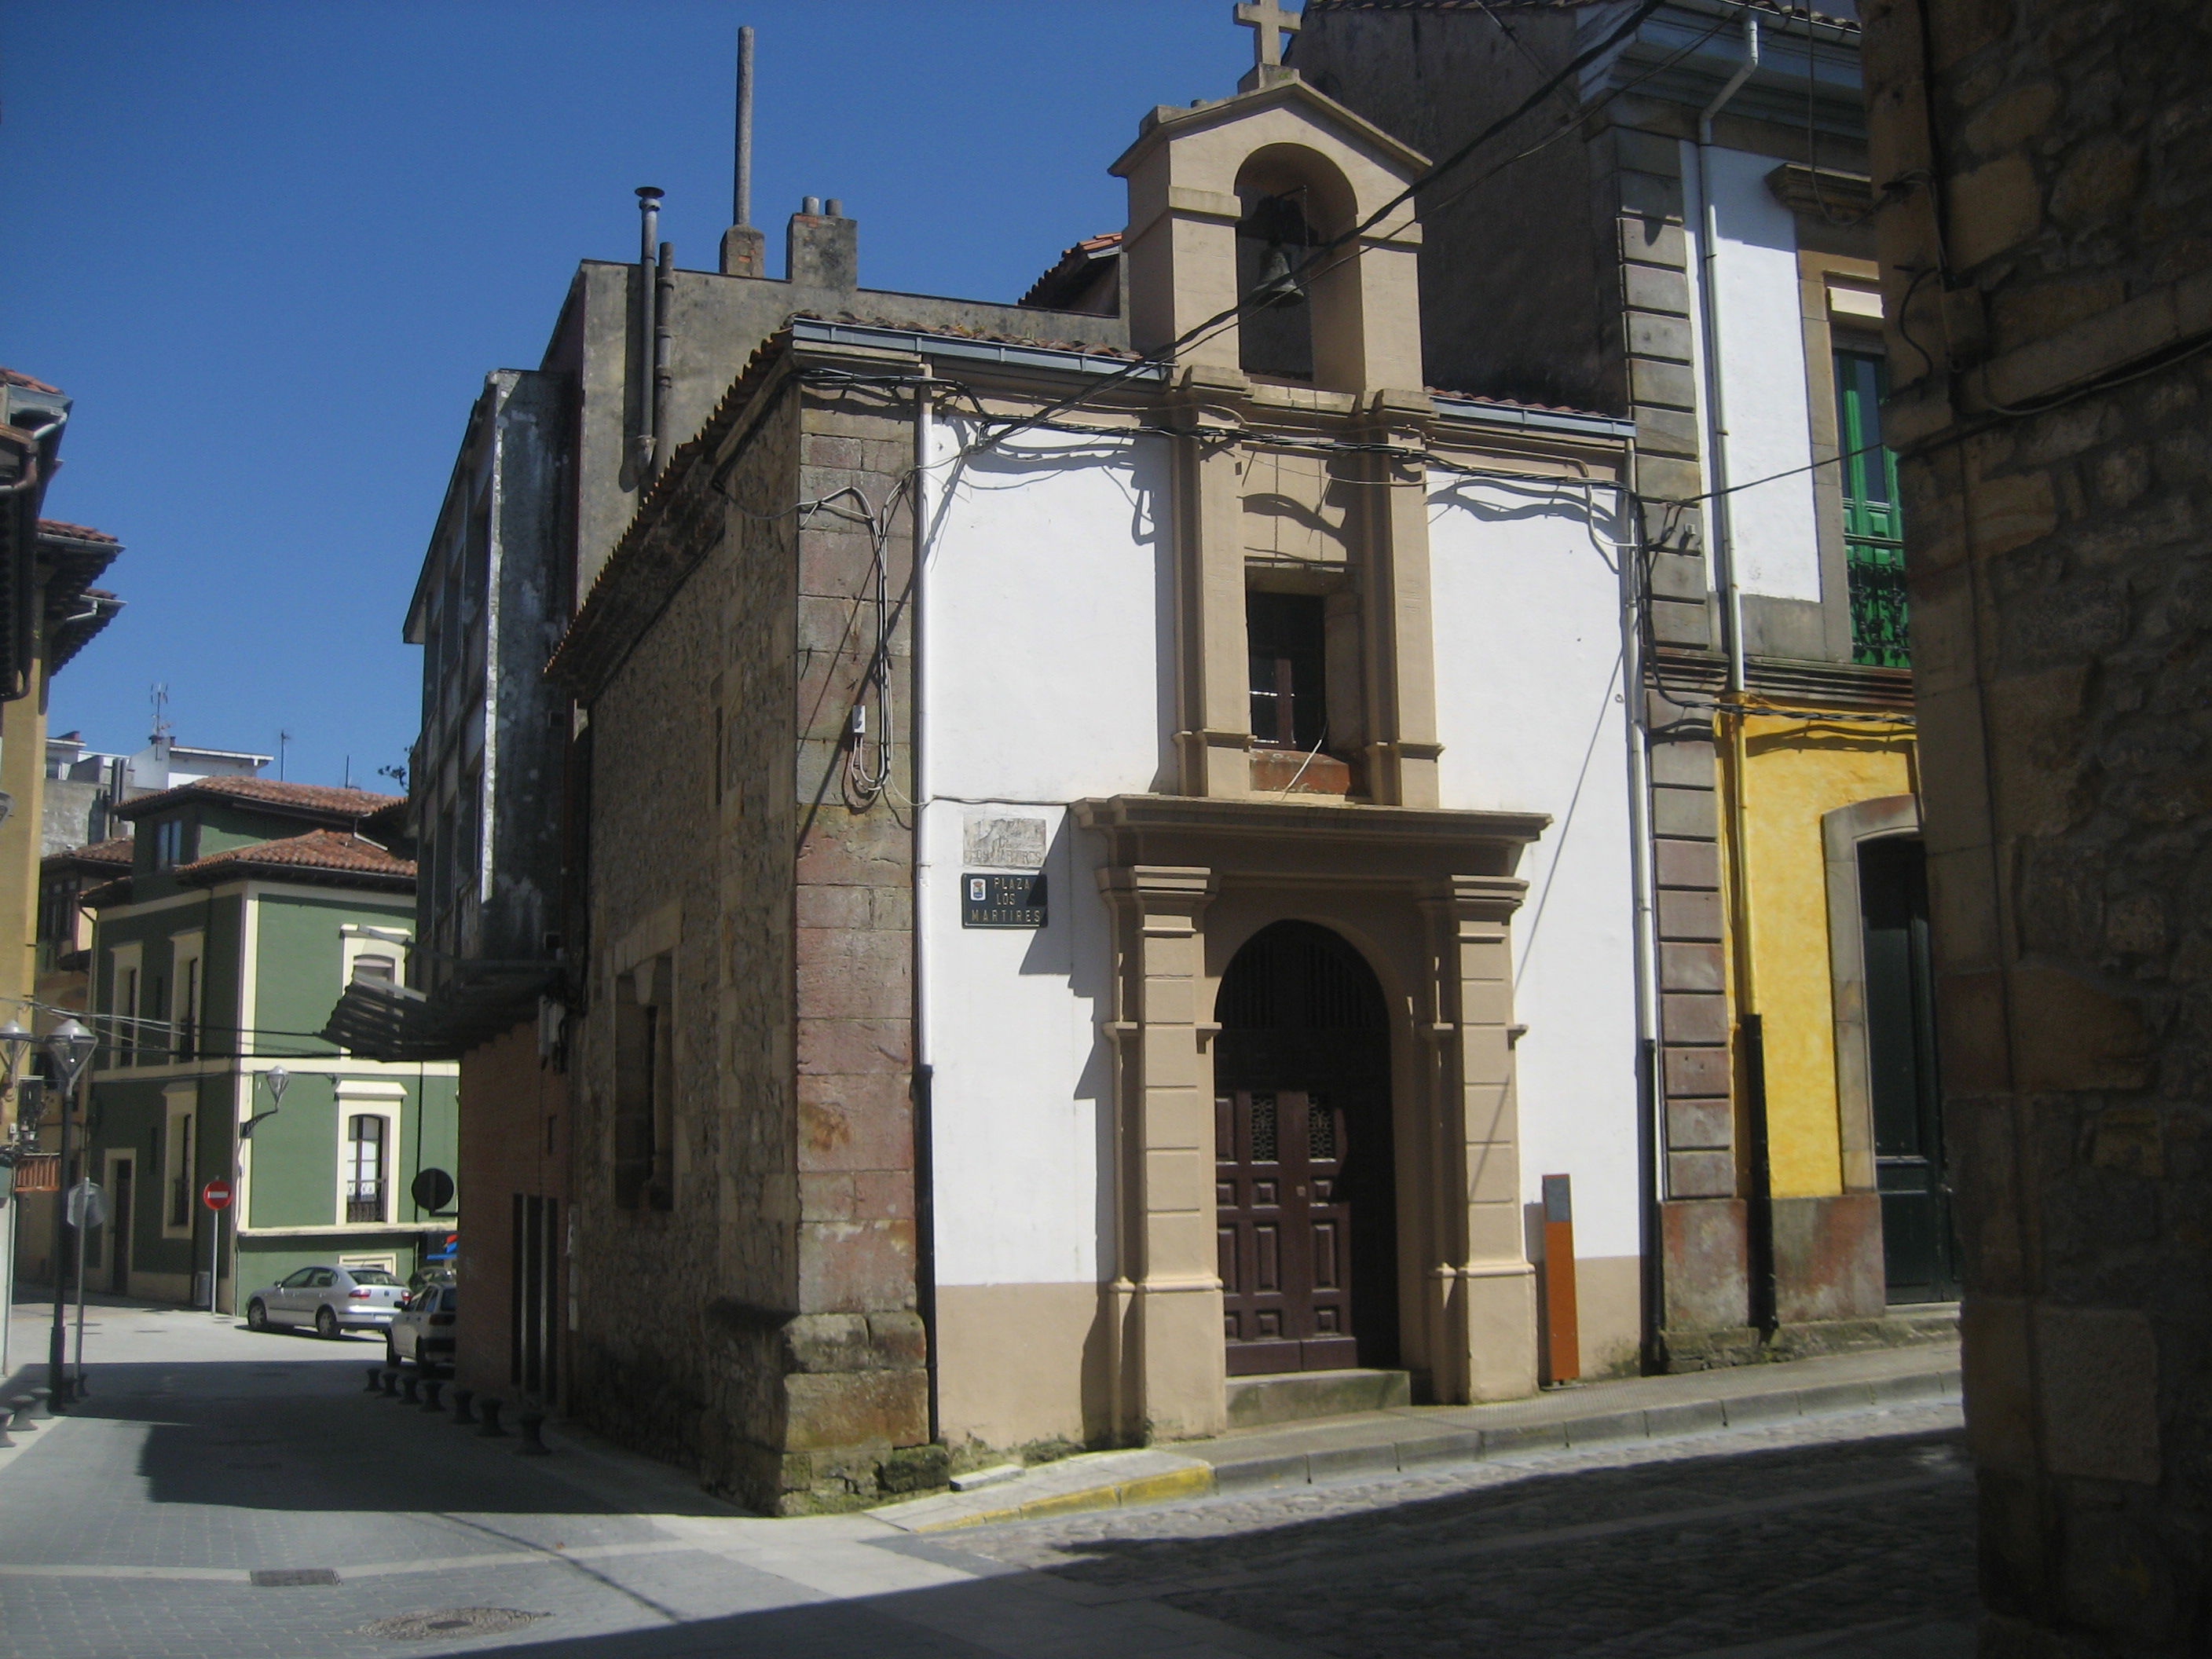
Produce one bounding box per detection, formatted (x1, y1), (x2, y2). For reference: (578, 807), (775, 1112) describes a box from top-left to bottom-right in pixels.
(244, 1265), (408, 1339)
(386, 1283), (457, 1370)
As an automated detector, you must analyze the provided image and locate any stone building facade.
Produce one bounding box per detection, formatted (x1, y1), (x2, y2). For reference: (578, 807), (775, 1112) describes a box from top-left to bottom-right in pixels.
(1860, 2), (2212, 1653)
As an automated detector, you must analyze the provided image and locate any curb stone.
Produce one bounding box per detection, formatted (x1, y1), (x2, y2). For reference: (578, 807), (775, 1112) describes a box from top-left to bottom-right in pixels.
(866, 1363), (1964, 1524)
(1203, 1366), (1963, 1495)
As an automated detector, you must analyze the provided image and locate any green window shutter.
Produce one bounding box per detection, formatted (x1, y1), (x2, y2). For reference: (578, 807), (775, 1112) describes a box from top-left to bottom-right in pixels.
(1836, 350), (1910, 667)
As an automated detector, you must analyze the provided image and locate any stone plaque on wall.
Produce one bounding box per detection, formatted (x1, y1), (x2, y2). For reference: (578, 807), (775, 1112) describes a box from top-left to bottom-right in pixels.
(962, 815), (1046, 869)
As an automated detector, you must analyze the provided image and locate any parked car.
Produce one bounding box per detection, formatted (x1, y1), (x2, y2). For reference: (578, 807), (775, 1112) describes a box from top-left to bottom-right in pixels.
(244, 1265), (408, 1339)
(386, 1283), (457, 1370)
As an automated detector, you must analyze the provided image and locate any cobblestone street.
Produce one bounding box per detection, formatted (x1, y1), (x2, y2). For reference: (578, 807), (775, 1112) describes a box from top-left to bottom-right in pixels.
(2, 1300), (1973, 1658)
(927, 1403), (1975, 1657)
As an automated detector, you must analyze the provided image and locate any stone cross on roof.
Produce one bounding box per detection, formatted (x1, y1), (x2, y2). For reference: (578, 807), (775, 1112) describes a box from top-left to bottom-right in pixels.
(1235, 0), (1301, 91)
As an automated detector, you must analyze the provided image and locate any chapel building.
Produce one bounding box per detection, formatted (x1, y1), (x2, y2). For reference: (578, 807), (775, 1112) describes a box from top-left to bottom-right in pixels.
(542, 48), (1641, 1511)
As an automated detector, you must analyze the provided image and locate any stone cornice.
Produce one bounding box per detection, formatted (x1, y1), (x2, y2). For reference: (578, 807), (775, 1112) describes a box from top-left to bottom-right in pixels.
(1075, 793), (1549, 884)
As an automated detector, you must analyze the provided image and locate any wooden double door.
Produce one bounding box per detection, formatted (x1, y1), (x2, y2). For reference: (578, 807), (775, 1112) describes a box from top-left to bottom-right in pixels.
(1218, 1087), (1358, 1372)
(1214, 921), (1397, 1378)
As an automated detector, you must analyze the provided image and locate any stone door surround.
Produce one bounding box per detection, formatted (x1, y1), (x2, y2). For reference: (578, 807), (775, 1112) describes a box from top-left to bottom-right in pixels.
(1822, 793), (1921, 1196)
(1076, 793), (1547, 1442)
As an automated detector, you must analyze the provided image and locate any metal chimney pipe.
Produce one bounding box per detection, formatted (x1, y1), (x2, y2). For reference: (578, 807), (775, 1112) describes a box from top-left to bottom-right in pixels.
(652, 240), (675, 480)
(734, 25), (756, 228)
(634, 188), (664, 474)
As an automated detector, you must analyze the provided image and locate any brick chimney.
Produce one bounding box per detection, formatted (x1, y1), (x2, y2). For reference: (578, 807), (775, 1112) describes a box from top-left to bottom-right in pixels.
(786, 197), (856, 291)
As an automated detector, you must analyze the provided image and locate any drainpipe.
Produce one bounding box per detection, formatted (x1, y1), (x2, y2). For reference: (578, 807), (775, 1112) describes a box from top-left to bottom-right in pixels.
(908, 370), (939, 1438)
(1690, 11), (1778, 1337)
(1694, 9), (1759, 697)
(632, 189), (663, 478)
(651, 240), (675, 481)
(1618, 460), (1666, 1370)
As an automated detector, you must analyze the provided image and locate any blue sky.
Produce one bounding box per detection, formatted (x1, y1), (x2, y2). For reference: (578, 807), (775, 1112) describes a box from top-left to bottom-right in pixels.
(5, 2), (1241, 787)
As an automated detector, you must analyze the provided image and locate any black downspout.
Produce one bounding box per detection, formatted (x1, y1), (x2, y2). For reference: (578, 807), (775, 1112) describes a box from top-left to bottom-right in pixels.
(913, 1063), (937, 1441)
(1741, 1013), (1778, 1338)
(1636, 1035), (1664, 1373)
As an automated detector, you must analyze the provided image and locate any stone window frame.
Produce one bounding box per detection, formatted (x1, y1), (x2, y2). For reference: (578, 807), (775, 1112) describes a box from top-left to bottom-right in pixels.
(161, 1082), (197, 1239)
(606, 903), (682, 1214)
(1822, 793), (1921, 1196)
(333, 1079), (408, 1229)
(340, 924), (411, 995)
(1794, 244), (1888, 665)
(106, 940), (143, 1070)
(171, 929), (205, 1063)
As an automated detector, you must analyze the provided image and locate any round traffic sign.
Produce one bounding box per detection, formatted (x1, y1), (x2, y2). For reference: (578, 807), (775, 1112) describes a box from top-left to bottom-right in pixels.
(202, 1178), (234, 1210)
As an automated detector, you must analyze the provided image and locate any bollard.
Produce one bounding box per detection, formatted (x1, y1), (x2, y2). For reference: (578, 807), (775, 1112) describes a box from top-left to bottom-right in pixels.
(8, 1397), (37, 1432)
(27, 1389), (52, 1422)
(449, 1387), (476, 1426)
(364, 1366), (386, 1393)
(0, 1418), (13, 1450)
(475, 1397), (507, 1437)
(379, 1368), (402, 1399)
(419, 1379), (445, 1413)
(400, 1372), (422, 1405)
(513, 1409), (550, 1456)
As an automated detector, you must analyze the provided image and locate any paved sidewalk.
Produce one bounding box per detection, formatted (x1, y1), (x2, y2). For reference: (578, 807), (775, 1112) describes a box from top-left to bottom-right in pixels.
(874, 1339), (1961, 1529)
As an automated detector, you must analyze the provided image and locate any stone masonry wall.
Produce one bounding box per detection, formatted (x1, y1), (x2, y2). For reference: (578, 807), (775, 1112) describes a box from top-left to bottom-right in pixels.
(1863, 2), (2212, 1652)
(570, 360), (933, 1514)
(569, 383), (810, 1502)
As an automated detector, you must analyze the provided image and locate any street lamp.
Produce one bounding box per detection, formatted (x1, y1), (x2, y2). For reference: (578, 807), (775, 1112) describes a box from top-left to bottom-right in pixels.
(42, 1019), (97, 1407)
(0, 1018), (30, 1377)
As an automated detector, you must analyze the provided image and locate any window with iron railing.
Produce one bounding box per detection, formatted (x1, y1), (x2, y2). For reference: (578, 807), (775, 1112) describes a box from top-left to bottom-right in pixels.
(1835, 349), (1909, 667)
(346, 1114), (387, 1223)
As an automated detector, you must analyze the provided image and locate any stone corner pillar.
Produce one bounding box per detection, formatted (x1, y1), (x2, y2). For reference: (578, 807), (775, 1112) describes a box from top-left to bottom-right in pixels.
(1097, 862), (1227, 1442)
(1419, 873), (1536, 1404)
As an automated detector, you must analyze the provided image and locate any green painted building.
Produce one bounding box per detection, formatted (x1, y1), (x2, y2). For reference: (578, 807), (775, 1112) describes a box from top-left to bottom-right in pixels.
(76, 776), (458, 1309)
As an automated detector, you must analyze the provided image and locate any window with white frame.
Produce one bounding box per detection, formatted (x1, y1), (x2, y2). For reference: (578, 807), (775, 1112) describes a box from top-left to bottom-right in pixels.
(108, 943), (142, 1068)
(333, 1082), (405, 1227)
(340, 925), (412, 994)
(163, 1086), (196, 1236)
(345, 1115), (387, 1222)
(173, 933), (204, 1063)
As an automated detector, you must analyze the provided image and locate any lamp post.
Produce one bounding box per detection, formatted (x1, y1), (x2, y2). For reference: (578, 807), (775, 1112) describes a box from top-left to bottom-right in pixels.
(42, 1019), (96, 1406)
(0, 1018), (31, 1378)
(222, 1065), (286, 1316)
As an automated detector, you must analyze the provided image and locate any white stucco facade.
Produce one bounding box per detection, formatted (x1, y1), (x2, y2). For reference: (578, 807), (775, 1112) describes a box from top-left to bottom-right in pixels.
(1427, 478), (1641, 1270)
(1690, 142), (1823, 603)
(918, 423), (1169, 1298)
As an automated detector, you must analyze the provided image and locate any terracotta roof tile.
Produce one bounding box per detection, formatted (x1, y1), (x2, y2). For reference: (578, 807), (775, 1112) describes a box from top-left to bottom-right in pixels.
(64, 834), (133, 866)
(1, 368), (62, 395)
(38, 519), (119, 544)
(116, 775), (401, 822)
(176, 829), (414, 884)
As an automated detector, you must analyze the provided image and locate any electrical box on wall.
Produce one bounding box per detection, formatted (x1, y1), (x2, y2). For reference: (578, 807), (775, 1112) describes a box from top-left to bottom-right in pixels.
(961, 873), (1046, 928)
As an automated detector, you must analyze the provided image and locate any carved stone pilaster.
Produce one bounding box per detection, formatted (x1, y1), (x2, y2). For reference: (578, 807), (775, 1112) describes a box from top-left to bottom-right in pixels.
(1097, 863), (1225, 1441)
(1417, 873), (1536, 1403)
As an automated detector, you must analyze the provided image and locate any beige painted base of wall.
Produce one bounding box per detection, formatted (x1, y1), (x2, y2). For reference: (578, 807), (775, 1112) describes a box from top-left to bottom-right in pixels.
(935, 1281), (1107, 1453)
(126, 1270), (195, 1307)
(1574, 1254), (1644, 1379)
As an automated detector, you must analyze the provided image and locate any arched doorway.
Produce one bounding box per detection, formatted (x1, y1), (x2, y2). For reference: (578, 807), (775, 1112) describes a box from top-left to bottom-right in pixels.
(1214, 921), (1397, 1375)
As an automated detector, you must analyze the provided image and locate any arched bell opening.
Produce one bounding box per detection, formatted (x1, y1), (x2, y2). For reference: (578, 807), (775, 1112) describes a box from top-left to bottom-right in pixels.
(1213, 919), (1399, 1375)
(1233, 145), (1361, 389)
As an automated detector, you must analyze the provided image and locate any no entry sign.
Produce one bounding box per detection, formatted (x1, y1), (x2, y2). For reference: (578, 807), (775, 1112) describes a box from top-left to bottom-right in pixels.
(202, 1178), (234, 1210)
